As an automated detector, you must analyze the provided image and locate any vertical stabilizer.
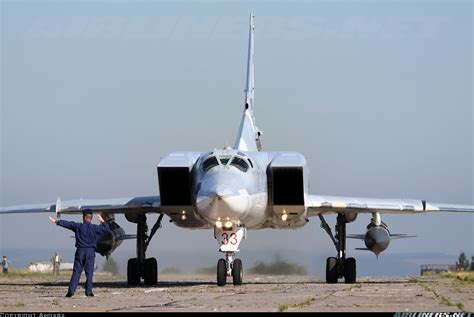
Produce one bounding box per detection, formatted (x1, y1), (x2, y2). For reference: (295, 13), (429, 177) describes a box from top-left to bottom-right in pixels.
(235, 14), (262, 152)
(245, 14), (255, 111)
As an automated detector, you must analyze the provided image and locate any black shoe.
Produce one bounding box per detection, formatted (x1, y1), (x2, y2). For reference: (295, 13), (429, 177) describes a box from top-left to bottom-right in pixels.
(65, 292), (74, 297)
(86, 293), (94, 297)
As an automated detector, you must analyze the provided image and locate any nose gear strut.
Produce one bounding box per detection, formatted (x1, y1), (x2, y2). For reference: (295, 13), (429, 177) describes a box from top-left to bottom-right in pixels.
(214, 225), (246, 286)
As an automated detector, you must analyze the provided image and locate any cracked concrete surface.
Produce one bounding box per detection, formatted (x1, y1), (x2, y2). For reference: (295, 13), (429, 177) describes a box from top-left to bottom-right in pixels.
(0, 273), (472, 312)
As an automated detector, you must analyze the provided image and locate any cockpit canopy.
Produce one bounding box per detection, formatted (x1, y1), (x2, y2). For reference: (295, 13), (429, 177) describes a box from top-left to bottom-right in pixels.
(201, 151), (252, 173)
(202, 156), (219, 171)
(230, 156), (249, 172)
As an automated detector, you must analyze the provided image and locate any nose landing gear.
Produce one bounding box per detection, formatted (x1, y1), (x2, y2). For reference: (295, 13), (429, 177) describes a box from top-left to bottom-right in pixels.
(216, 253), (243, 286)
(214, 225), (246, 286)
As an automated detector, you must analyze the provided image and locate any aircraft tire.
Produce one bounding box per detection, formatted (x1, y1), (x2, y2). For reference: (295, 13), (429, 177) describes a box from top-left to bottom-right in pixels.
(127, 258), (140, 285)
(326, 257), (338, 284)
(232, 259), (243, 286)
(343, 257), (356, 284)
(144, 258), (158, 286)
(217, 259), (227, 286)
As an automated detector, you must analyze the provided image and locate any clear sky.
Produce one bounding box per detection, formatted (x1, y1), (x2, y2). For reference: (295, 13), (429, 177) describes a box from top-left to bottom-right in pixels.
(1, 0), (472, 273)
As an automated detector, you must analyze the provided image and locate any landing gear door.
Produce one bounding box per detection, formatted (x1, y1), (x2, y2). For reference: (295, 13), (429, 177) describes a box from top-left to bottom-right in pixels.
(215, 226), (246, 252)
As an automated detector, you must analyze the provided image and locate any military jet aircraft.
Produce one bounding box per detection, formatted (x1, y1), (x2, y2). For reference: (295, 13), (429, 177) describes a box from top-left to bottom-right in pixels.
(1, 15), (472, 286)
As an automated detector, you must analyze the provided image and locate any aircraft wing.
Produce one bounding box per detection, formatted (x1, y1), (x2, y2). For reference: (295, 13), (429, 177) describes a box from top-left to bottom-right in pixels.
(306, 194), (474, 216)
(0, 196), (161, 215)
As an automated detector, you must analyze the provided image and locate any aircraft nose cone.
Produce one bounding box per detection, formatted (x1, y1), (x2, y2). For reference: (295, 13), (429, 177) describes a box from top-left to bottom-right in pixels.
(214, 186), (234, 198)
(196, 185), (249, 222)
(197, 185), (236, 200)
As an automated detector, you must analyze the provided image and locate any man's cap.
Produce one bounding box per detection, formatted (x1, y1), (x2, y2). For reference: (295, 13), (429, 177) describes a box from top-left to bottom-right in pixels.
(82, 209), (93, 216)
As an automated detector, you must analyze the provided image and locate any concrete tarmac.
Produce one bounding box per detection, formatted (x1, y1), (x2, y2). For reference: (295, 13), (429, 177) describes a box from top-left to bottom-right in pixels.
(0, 273), (472, 312)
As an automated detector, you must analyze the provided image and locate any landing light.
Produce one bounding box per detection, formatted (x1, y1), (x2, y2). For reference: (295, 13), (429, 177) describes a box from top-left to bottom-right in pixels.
(181, 214), (187, 221)
(216, 220), (223, 228)
(281, 214), (288, 221)
(224, 221), (233, 228)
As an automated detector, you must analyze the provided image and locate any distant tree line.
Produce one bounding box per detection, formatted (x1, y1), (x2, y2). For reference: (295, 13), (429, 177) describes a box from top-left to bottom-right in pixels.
(456, 251), (472, 271)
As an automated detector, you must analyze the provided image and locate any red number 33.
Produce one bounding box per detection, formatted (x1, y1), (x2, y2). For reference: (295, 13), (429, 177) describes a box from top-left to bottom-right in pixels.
(221, 233), (238, 245)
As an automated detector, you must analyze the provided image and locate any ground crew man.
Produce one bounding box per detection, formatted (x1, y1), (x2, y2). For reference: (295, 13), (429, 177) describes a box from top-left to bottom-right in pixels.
(1, 256), (10, 274)
(49, 209), (110, 297)
(51, 251), (63, 276)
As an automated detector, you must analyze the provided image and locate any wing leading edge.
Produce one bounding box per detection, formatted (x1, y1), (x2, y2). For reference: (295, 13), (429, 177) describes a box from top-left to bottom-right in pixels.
(306, 194), (473, 216)
(0, 196), (161, 215)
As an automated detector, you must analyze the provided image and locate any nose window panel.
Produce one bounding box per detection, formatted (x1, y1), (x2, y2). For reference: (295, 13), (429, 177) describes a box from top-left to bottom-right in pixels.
(230, 156), (249, 172)
(247, 158), (254, 168)
(219, 156), (231, 165)
(202, 156), (219, 171)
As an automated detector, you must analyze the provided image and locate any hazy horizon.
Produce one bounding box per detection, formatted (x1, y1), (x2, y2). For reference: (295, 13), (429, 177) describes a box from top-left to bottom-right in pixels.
(2, 246), (466, 277)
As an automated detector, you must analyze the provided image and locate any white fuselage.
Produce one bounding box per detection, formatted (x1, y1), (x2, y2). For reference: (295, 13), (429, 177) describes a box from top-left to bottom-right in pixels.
(192, 149), (269, 228)
(176, 149), (309, 230)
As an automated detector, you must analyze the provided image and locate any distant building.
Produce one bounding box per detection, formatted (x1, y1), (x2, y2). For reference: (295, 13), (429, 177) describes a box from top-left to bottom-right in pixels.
(420, 264), (452, 276)
(471, 256), (474, 271)
(28, 262), (75, 272)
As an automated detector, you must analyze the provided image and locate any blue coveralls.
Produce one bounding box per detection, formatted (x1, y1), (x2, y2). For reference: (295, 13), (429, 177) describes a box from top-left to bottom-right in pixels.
(57, 219), (110, 295)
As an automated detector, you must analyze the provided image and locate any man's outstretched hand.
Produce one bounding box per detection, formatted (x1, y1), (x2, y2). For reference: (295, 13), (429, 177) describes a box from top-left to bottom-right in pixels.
(49, 215), (105, 223)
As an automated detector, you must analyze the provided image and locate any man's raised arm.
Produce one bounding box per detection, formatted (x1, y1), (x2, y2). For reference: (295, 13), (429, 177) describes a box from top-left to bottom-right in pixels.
(94, 215), (111, 234)
(49, 216), (79, 232)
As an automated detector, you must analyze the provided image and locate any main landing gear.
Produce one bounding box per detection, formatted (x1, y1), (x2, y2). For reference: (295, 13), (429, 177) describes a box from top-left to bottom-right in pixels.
(319, 213), (356, 284)
(215, 225), (246, 286)
(127, 214), (164, 286)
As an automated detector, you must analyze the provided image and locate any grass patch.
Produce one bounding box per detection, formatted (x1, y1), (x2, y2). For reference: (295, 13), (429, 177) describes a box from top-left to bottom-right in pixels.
(0, 269), (63, 278)
(439, 272), (474, 284)
(276, 285), (353, 312)
(249, 255), (307, 276)
(411, 276), (466, 312)
(439, 295), (464, 311)
(277, 297), (315, 312)
(102, 257), (120, 275)
(160, 267), (184, 275)
(195, 254), (307, 276)
(195, 265), (215, 275)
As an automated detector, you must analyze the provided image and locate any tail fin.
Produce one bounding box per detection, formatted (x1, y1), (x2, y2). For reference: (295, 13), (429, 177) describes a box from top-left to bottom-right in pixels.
(235, 14), (262, 152)
(245, 14), (255, 111)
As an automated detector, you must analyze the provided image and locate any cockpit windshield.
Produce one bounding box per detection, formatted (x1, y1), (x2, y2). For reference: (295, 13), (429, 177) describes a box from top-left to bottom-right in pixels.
(202, 153), (252, 173)
(230, 156), (250, 172)
(202, 156), (219, 171)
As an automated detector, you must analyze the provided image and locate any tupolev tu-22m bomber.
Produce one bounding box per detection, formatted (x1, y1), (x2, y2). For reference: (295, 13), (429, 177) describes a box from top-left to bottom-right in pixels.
(1, 15), (473, 287)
